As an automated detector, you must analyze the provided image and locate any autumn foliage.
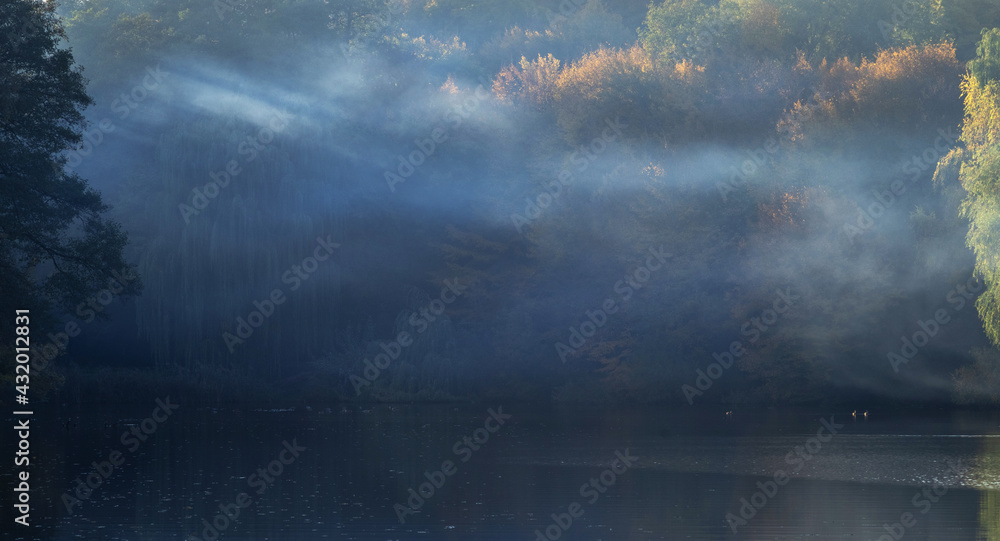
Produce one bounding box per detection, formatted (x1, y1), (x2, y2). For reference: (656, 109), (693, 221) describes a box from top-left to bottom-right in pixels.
(494, 46), (707, 144)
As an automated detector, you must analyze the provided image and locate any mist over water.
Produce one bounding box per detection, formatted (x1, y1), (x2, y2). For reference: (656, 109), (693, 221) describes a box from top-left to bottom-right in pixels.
(10, 1), (1000, 539)
(2, 0), (990, 407)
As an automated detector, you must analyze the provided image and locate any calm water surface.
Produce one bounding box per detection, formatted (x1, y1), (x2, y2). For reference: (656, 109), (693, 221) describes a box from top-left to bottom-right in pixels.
(7, 404), (1000, 540)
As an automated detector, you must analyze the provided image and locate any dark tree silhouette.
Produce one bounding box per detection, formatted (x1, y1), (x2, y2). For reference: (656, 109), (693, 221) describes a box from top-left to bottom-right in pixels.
(0, 0), (140, 326)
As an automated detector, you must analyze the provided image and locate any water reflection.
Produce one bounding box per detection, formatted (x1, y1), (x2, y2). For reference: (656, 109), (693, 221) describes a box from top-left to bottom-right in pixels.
(978, 434), (1000, 540)
(7, 405), (1000, 540)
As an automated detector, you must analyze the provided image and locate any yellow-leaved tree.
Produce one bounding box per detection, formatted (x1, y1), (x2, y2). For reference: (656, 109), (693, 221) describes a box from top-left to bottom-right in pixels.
(935, 29), (1000, 403)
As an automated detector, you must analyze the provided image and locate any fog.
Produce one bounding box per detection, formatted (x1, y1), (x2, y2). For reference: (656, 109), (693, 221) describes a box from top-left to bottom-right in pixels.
(41, 0), (998, 406)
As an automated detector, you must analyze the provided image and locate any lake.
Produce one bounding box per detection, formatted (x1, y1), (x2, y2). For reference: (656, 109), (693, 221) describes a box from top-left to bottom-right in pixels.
(9, 404), (1000, 540)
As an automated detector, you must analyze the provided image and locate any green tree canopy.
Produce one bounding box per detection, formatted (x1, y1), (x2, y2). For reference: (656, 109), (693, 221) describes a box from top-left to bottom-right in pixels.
(968, 28), (1000, 86)
(934, 29), (1000, 402)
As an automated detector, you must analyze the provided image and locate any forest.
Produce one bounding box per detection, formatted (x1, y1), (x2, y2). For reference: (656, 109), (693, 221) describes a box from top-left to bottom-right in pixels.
(5, 0), (1000, 407)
